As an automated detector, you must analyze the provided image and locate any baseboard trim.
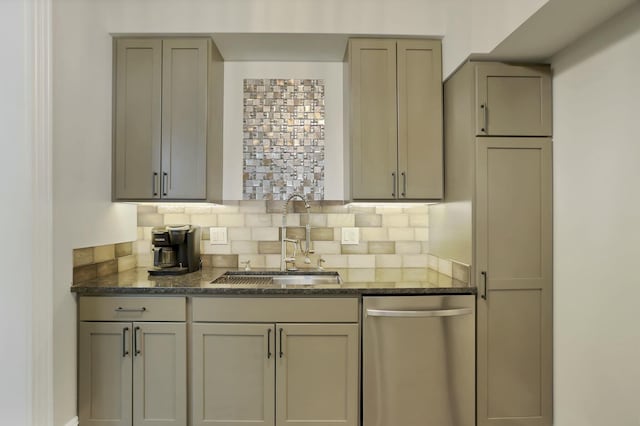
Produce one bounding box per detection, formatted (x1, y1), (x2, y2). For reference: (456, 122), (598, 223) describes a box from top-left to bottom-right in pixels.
(63, 416), (78, 426)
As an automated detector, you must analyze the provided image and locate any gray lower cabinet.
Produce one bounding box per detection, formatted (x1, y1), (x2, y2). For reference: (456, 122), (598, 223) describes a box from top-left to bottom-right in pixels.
(79, 322), (187, 426)
(78, 322), (132, 426)
(191, 323), (275, 426)
(191, 322), (359, 426)
(113, 37), (223, 202)
(78, 296), (187, 426)
(276, 323), (359, 426)
(191, 297), (360, 426)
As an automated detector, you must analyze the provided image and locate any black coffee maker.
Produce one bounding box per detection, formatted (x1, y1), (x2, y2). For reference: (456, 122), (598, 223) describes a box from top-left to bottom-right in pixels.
(149, 225), (201, 276)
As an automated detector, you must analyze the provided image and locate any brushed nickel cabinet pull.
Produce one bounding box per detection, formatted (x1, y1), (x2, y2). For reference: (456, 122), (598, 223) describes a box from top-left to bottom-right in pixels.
(367, 308), (472, 318)
(279, 328), (284, 358)
(122, 327), (129, 357)
(162, 172), (168, 196)
(115, 306), (146, 313)
(401, 172), (406, 197)
(152, 172), (158, 196)
(134, 326), (141, 356)
(392, 172), (396, 197)
(267, 328), (272, 359)
(481, 104), (488, 133)
(481, 271), (488, 300)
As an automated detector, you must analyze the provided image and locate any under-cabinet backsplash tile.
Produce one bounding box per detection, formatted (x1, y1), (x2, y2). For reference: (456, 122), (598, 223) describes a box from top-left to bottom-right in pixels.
(136, 201), (434, 269)
(93, 244), (115, 263)
(367, 241), (396, 254)
(73, 247), (93, 267)
(115, 242), (133, 258)
(72, 242), (138, 284)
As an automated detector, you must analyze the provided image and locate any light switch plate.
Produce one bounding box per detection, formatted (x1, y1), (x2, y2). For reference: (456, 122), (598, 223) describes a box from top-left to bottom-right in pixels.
(209, 227), (228, 245)
(341, 227), (360, 245)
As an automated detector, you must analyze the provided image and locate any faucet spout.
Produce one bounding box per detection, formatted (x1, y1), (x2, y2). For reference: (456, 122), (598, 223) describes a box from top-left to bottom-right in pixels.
(281, 193), (312, 271)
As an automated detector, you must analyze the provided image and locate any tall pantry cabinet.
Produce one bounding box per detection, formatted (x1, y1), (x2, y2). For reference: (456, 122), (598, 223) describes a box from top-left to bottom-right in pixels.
(429, 62), (553, 426)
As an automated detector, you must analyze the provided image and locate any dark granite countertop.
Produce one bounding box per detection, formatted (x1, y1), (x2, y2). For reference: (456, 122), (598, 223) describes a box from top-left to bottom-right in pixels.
(71, 267), (476, 296)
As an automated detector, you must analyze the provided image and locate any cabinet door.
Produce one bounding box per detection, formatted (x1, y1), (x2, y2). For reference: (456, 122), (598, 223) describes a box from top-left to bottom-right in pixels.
(475, 138), (553, 426)
(79, 322), (132, 426)
(397, 39), (443, 199)
(191, 323), (275, 426)
(349, 39), (398, 200)
(475, 63), (552, 136)
(114, 39), (162, 200)
(133, 322), (187, 426)
(161, 39), (209, 200)
(276, 324), (359, 426)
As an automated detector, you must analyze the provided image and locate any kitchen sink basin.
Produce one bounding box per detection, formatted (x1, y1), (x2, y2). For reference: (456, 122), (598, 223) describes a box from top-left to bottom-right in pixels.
(211, 271), (341, 285)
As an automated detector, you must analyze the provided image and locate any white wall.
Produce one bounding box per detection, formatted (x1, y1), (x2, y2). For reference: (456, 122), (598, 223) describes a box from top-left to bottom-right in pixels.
(52, 0), (447, 423)
(0, 0), (33, 424)
(470, 0), (548, 53)
(223, 62), (344, 200)
(442, 0), (549, 77)
(552, 3), (640, 425)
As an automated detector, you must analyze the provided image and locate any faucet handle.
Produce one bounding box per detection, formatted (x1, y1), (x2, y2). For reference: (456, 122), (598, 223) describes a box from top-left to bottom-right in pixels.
(317, 257), (326, 271)
(241, 260), (251, 271)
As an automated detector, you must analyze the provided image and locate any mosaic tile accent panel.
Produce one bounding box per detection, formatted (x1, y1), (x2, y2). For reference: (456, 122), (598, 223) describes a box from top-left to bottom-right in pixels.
(243, 78), (325, 201)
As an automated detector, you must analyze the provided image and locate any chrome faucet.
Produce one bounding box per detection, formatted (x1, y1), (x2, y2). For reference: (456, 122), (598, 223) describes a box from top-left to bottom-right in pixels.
(281, 193), (313, 271)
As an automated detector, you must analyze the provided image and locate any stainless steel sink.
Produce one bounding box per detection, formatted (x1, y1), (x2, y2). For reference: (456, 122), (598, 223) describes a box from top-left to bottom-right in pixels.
(212, 271), (341, 286)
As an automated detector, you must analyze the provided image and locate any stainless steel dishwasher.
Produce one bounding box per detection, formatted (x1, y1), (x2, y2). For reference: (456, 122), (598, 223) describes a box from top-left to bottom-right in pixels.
(363, 295), (475, 426)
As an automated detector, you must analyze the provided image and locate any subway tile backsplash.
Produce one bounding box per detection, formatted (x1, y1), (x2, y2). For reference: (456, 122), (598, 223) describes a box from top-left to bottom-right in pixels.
(72, 242), (137, 284)
(136, 201), (432, 269)
(70, 202), (469, 285)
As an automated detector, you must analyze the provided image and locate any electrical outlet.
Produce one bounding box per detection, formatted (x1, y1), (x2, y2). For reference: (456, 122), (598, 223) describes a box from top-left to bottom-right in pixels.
(341, 227), (360, 245)
(209, 227), (228, 245)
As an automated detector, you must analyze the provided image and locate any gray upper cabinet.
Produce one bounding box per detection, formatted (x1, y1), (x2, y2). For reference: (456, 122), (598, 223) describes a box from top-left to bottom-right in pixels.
(348, 39), (398, 200)
(113, 38), (223, 202)
(347, 38), (443, 201)
(160, 40), (209, 200)
(475, 63), (552, 136)
(114, 39), (162, 200)
(397, 40), (443, 199)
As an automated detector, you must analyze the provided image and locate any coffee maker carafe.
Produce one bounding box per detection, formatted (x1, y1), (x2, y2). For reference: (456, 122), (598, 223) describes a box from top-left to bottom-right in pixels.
(149, 225), (201, 276)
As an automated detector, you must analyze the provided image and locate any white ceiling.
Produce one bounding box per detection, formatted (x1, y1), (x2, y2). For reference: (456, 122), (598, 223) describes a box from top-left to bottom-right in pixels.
(211, 33), (351, 62)
(480, 0), (638, 61)
(210, 0), (637, 63)
(211, 33), (443, 62)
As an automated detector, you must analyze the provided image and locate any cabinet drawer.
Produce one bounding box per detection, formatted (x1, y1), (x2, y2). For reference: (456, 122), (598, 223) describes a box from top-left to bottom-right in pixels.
(192, 297), (359, 323)
(79, 296), (186, 321)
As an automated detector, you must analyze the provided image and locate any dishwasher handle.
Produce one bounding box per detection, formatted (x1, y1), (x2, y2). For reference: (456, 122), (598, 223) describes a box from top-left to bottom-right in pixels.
(366, 308), (473, 318)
